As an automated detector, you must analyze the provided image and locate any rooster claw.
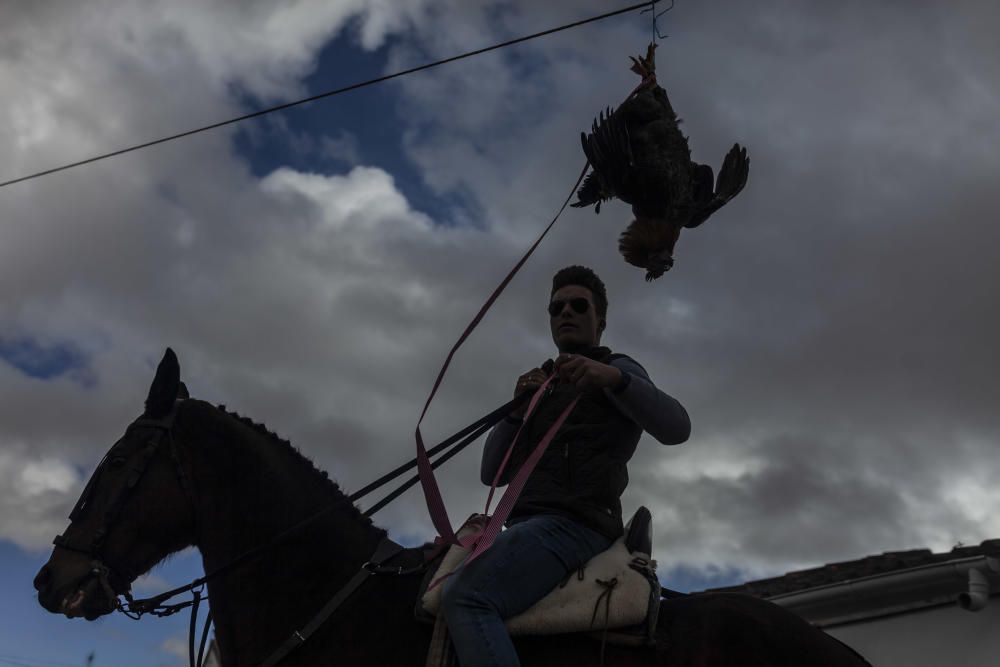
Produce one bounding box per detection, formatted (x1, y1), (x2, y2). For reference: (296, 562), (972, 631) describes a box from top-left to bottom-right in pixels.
(629, 43), (657, 79)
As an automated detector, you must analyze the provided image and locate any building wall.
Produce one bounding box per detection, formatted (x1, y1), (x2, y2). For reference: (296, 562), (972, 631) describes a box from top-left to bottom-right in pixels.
(826, 602), (1000, 667)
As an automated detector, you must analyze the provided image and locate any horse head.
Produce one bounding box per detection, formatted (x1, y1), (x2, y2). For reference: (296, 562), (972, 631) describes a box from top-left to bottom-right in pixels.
(34, 348), (196, 620)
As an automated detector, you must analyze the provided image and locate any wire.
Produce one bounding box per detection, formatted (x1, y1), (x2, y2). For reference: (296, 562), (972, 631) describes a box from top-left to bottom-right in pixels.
(0, 0), (661, 190)
(0, 654), (83, 667)
(640, 0), (675, 41)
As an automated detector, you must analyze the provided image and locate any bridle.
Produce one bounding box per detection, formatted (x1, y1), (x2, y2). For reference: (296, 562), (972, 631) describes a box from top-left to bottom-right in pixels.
(53, 402), (193, 611)
(52, 400), (218, 666)
(53, 398), (225, 667)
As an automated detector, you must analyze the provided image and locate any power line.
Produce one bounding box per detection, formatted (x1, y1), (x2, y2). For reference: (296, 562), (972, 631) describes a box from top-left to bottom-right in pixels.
(0, 653), (83, 667)
(0, 0), (659, 190)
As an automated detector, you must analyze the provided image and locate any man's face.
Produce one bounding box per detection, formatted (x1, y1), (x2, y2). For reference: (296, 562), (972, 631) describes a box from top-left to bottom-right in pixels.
(549, 285), (604, 352)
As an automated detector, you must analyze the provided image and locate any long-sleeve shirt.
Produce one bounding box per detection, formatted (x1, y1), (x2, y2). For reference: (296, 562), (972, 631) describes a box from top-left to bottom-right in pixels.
(480, 356), (690, 486)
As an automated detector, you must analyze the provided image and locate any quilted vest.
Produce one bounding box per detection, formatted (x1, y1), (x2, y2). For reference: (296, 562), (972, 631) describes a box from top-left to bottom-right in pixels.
(506, 346), (643, 540)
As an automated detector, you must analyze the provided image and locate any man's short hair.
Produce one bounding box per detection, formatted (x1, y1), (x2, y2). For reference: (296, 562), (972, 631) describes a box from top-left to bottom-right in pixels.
(551, 265), (608, 319)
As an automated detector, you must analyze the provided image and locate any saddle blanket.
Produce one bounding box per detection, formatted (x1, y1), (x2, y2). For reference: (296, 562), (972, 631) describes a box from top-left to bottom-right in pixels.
(418, 509), (660, 643)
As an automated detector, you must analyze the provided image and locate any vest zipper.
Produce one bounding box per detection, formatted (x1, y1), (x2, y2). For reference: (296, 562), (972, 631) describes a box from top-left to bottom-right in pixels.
(564, 441), (573, 490)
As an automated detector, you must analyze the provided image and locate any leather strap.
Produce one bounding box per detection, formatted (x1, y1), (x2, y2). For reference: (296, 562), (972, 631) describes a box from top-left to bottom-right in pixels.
(258, 537), (404, 667)
(350, 392), (530, 506)
(187, 590), (202, 667)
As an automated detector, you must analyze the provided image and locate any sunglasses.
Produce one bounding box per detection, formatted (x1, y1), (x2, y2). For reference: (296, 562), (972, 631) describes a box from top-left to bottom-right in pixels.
(547, 297), (591, 317)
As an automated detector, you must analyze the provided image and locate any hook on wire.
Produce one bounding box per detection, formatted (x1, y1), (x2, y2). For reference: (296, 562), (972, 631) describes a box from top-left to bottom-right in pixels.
(640, 0), (675, 41)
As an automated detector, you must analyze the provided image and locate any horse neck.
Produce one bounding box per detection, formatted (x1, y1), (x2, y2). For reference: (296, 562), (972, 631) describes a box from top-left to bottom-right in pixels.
(179, 402), (384, 661)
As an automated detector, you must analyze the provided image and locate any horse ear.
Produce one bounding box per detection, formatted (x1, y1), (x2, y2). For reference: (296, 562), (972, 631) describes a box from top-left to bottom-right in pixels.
(145, 348), (181, 417)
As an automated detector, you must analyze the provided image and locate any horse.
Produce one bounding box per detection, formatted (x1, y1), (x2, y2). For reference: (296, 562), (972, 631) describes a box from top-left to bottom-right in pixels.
(34, 349), (871, 666)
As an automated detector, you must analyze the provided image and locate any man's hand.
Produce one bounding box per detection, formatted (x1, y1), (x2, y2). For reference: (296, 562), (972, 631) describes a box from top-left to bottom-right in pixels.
(554, 354), (622, 391)
(510, 367), (548, 418)
(514, 368), (548, 398)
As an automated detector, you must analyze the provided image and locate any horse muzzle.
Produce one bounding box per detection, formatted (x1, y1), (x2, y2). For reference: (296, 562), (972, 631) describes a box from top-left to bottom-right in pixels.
(34, 558), (120, 620)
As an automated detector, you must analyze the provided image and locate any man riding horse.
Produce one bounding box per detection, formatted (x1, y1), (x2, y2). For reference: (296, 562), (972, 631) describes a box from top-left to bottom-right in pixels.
(441, 265), (692, 666)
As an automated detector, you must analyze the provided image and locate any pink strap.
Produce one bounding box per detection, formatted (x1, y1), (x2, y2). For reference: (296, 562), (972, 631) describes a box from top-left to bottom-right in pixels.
(484, 376), (554, 512)
(414, 163), (589, 545)
(463, 393), (580, 568)
(427, 386), (579, 591)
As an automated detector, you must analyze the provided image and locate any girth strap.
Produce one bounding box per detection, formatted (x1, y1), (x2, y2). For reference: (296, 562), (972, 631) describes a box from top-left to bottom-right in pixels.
(258, 536), (404, 667)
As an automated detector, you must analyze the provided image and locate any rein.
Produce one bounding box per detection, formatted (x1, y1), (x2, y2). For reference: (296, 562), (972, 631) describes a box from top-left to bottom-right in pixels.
(53, 408), (187, 602)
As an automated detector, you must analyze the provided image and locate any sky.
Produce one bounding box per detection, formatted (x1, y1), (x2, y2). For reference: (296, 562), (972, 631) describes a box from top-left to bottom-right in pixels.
(1, 0), (998, 664)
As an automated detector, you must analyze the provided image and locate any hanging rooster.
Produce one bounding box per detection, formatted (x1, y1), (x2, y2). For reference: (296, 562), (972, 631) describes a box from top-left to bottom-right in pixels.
(573, 44), (750, 281)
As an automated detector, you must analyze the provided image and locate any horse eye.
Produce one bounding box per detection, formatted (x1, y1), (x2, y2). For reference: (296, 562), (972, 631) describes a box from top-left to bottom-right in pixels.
(109, 456), (127, 468)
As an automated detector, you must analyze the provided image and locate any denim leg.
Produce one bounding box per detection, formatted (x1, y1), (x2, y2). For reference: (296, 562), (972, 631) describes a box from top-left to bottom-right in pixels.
(440, 514), (613, 667)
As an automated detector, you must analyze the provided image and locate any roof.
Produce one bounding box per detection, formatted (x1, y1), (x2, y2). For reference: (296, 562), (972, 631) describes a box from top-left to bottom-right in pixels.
(709, 539), (1000, 598)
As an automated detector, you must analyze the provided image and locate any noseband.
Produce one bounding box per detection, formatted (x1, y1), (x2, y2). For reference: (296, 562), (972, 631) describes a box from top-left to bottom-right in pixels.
(52, 402), (193, 600)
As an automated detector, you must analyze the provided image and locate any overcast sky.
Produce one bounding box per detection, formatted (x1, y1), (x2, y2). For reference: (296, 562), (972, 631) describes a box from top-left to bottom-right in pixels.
(1, 0), (998, 664)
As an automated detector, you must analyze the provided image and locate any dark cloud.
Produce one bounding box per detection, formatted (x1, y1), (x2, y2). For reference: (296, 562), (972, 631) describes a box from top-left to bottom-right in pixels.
(0, 0), (997, 591)
(385, 0), (1000, 578)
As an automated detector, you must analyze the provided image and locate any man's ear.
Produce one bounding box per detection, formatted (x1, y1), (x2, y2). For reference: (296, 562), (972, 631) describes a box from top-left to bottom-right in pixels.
(598, 320), (606, 332)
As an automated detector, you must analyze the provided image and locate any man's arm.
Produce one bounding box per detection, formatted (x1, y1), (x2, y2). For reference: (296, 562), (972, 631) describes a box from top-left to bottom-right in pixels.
(481, 365), (549, 486)
(603, 356), (691, 445)
(481, 417), (520, 486)
(482, 355), (690, 485)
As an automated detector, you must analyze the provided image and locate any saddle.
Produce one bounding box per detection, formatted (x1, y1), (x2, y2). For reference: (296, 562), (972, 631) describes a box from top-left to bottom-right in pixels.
(416, 507), (660, 647)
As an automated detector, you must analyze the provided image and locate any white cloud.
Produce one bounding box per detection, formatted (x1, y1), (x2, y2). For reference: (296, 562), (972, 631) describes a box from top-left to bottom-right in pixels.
(133, 572), (174, 595)
(16, 459), (78, 497)
(261, 165), (432, 234)
(160, 635), (187, 661)
(0, 449), (83, 551)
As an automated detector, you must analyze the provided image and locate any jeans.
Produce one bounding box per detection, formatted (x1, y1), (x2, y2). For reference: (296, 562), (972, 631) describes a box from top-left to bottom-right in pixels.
(440, 513), (614, 667)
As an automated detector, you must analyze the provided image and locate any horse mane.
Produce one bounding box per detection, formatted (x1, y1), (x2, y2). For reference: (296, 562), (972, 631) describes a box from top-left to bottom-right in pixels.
(186, 399), (380, 531)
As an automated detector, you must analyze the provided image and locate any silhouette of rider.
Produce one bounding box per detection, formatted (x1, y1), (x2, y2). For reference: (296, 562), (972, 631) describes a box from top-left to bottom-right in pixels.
(441, 265), (691, 666)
